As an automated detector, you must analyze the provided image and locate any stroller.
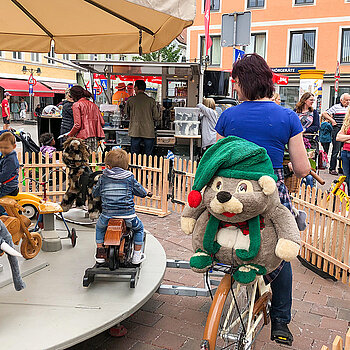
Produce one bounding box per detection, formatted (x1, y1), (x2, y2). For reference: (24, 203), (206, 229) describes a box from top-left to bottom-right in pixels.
(12, 129), (40, 164)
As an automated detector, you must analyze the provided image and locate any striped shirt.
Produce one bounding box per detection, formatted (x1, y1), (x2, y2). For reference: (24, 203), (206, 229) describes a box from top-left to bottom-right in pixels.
(326, 103), (348, 125)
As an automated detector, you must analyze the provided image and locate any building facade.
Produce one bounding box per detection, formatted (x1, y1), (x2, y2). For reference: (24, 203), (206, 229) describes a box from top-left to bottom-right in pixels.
(187, 0), (350, 109)
(0, 50), (77, 118)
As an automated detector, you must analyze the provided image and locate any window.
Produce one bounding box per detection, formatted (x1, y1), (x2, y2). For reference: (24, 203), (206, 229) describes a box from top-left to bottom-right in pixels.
(12, 52), (22, 60)
(31, 52), (40, 62)
(247, 0), (265, 8)
(279, 86), (300, 110)
(200, 35), (221, 66)
(329, 86), (350, 105)
(63, 54), (70, 60)
(47, 46), (55, 64)
(90, 54), (98, 61)
(203, 0), (220, 11)
(289, 30), (316, 64)
(295, 0), (314, 4)
(244, 33), (266, 58)
(105, 54), (112, 60)
(341, 29), (350, 63)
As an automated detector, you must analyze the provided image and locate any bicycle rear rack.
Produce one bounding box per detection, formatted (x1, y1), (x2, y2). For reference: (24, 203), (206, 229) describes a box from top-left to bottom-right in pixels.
(157, 259), (226, 297)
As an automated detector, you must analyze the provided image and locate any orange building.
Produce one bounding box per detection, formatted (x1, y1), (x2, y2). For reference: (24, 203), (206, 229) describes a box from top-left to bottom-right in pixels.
(187, 0), (350, 109)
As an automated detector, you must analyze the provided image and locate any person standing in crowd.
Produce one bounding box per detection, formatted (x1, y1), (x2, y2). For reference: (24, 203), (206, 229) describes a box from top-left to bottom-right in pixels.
(11, 100), (20, 121)
(112, 83), (129, 105)
(60, 89), (74, 147)
(271, 92), (281, 105)
(1, 92), (11, 130)
(196, 98), (219, 153)
(34, 104), (42, 118)
(126, 80), (160, 156)
(19, 98), (28, 120)
(336, 107), (350, 195)
(322, 93), (350, 175)
(215, 53), (310, 346)
(294, 92), (320, 188)
(126, 83), (135, 98)
(319, 115), (333, 155)
(67, 85), (105, 153)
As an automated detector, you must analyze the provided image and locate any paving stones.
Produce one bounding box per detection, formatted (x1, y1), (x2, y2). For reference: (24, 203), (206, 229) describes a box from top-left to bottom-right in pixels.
(69, 211), (350, 350)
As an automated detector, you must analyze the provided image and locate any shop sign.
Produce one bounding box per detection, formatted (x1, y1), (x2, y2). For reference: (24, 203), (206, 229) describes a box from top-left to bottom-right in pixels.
(271, 67), (316, 74)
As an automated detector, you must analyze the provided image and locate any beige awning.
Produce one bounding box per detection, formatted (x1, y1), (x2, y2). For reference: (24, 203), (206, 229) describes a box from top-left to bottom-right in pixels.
(0, 0), (195, 54)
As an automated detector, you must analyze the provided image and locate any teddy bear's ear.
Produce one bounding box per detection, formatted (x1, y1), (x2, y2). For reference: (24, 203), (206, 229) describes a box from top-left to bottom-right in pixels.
(258, 176), (277, 196)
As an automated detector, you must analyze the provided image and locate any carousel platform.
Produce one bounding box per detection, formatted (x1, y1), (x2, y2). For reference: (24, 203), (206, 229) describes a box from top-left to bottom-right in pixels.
(0, 216), (166, 350)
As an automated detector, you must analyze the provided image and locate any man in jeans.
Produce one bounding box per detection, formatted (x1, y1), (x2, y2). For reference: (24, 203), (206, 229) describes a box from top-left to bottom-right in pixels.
(322, 93), (350, 175)
(126, 80), (160, 156)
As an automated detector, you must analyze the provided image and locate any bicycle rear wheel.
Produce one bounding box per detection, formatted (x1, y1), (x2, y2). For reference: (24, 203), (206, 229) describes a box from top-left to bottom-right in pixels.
(202, 274), (255, 350)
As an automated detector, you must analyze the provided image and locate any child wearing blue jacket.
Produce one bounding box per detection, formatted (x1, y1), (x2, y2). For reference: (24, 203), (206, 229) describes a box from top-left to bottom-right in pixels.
(0, 132), (19, 196)
(92, 148), (150, 265)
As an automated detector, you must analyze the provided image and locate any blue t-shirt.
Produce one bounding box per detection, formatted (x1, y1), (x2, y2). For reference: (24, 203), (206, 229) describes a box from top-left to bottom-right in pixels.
(215, 101), (303, 169)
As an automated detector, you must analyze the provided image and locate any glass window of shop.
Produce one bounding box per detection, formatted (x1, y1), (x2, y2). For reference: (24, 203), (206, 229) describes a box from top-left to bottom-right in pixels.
(200, 35), (221, 66)
(203, 0), (220, 11)
(247, 0), (265, 8)
(279, 86), (300, 110)
(341, 29), (350, 63)
(289, 30), (316, 64)
(63, 54), (70, 60)
(244, 33), (266, 59)
(329, 86), (350, 106)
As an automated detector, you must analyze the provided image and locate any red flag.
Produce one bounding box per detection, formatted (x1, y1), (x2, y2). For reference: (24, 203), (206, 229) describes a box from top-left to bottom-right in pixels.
(204, 0), (212, 55)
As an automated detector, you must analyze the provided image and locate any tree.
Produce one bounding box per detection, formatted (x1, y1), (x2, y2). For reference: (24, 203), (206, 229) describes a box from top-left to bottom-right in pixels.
(135, 44), (182, 63)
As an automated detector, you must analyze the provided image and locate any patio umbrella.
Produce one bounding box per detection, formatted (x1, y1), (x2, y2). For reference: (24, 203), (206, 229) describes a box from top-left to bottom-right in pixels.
(0, 0), (195, 54)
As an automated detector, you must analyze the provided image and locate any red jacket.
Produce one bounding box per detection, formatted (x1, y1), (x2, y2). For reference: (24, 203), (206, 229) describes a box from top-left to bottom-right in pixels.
(68, 98), (105, 139)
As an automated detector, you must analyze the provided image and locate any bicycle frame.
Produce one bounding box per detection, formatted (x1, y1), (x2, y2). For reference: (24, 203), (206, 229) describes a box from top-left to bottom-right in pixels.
(202, 273), (271, 350)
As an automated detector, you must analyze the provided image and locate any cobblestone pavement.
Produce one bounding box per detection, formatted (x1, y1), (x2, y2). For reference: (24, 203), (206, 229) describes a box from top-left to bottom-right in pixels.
(14, 121), (349, 349)
(71, 209), (350, 350)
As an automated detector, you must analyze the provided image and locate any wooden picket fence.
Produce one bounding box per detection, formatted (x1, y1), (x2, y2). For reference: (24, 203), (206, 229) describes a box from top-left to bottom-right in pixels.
(321, 328), (350, 350)
(17, 151), (170, 217)
(16, 151), (350, 283)
(170, 157), (198, 213)
(291, 184), (350, 286)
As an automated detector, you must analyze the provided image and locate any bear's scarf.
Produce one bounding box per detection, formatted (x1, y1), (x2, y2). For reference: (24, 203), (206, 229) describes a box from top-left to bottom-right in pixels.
(203, 214), (262, 261)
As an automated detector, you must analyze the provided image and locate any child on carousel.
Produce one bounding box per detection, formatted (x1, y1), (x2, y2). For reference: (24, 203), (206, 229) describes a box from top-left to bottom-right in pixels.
(92, 148), (150, 265)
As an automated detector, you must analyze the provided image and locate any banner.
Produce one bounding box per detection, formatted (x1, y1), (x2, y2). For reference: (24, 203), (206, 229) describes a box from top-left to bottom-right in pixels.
(204, 0), (212, 55)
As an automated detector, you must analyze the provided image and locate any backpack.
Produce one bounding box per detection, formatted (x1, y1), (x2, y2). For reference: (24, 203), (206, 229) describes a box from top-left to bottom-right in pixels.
(318, 150), (328, 170)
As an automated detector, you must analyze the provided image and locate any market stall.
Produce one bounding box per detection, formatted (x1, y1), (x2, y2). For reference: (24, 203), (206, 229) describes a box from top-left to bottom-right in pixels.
(72, 60), (203, 159)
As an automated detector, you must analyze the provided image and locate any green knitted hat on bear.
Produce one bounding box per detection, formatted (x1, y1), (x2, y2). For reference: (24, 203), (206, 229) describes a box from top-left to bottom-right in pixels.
(188, 136), (277, 208)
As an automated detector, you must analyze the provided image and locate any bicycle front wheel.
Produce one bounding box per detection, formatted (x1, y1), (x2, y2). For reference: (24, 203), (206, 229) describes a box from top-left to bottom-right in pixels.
(202, 274), (253, 350)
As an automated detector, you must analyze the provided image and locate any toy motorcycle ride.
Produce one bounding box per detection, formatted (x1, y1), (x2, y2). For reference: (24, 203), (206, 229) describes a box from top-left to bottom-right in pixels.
(83, 194), (151, 288)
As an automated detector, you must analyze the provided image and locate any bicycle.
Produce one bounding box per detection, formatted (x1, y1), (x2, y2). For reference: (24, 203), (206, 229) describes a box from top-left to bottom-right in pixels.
(200, 264), (272, 350)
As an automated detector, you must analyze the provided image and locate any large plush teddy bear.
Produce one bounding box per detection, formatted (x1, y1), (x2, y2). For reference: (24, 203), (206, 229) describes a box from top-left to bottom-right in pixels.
(181, 136), (301, 284)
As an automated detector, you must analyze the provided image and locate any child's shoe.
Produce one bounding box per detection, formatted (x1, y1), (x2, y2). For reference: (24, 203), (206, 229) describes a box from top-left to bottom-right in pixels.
(132, 250), (146, 265)
(95, 247), (107, 264)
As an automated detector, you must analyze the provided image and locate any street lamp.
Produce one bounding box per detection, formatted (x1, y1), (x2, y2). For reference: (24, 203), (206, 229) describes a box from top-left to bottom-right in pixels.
(22, 66), (41, 75)
(21, 66), (42, 120)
